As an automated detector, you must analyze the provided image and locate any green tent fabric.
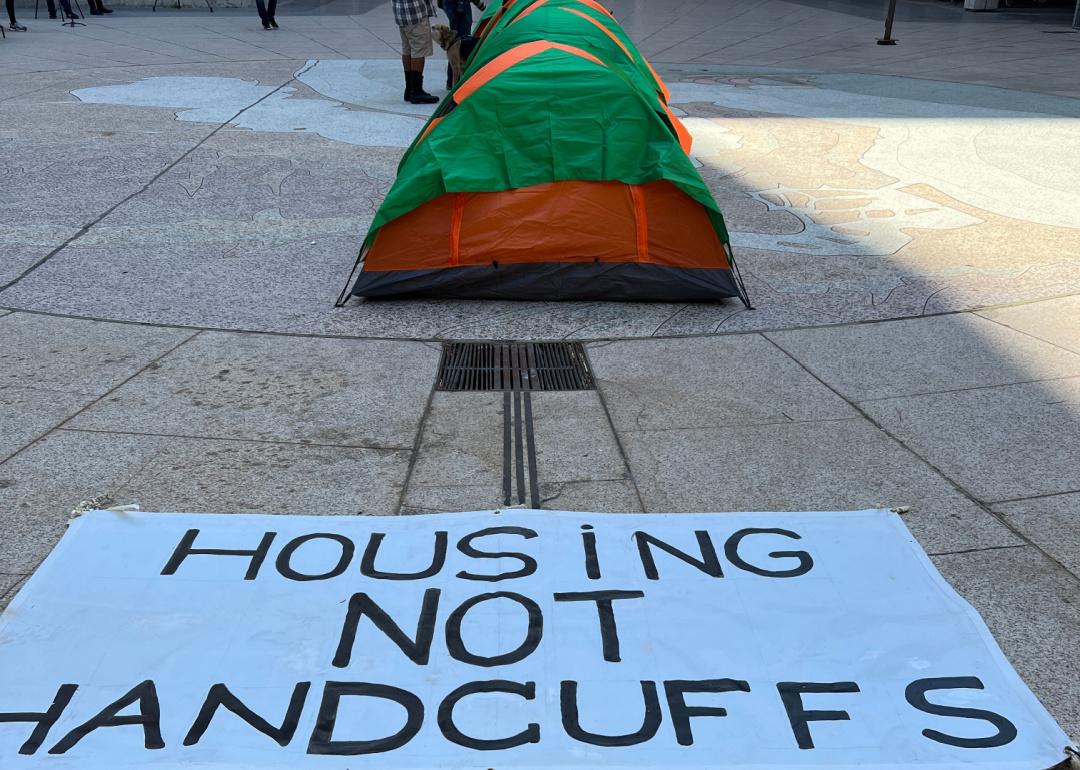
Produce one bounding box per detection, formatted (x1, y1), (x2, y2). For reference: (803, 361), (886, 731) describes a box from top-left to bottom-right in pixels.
(339, 0), (749, 305)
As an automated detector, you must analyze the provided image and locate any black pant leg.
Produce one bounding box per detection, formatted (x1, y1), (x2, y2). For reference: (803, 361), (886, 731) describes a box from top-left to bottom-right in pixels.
(6, 0), (17, 25)
(254, 0), (267, 20)
(267, 0), (276, 17)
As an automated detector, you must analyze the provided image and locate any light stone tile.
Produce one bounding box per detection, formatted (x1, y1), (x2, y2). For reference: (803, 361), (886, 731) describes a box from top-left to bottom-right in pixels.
(769, 314), (1080, 402)
(68, 333), (439, 448)
(993, 493), (1080, 577)
(0, 430), (409, 573)
(588, 335), (855, 432)
(0, 312), (191, 396)
(933, 547), (1080, 741)
(538, 480), (643, 513)
(0, 387), (90, 463)
(619, 418), (1019, 554)
(406, 392), (504, 490)
(979, 296), (1080, 356)
(862, 377), (1080, 503)
(529, 392), (629, 482)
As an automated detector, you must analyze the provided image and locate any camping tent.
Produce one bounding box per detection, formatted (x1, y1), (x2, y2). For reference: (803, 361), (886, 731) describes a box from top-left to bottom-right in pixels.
(338, 0), (749, 305)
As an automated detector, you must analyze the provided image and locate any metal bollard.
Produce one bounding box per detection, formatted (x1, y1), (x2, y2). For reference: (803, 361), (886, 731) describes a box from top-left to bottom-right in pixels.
(878, 0), (899, 44)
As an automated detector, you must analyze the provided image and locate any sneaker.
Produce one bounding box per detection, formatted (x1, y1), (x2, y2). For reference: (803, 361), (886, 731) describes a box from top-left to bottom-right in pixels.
(102, 6), (113, 11)
(261, 19), (271, 28)
(268, 16), (278, 27)
(9, 22), (27, 29)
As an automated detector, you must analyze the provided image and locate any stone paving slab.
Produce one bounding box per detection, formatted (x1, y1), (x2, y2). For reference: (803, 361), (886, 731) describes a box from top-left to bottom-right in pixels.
(933, 546), (1080, 741)
(0, 387), (98, 463)
(618, 418), (1021, 555)
(0, 429), (409, 573)
(993, 493), (1080, 578)
(0, 312), (190, 396)
(980, 296), (1080, 356)
(767, 314), (1080, 402)
(529, 392), (629, 484)
(0, 313), (191, 460)
(862, 377), (1080, 504)
(537, 479), (643, 513)
(588, 335), (856, 433)
(67, 332), (439, 448)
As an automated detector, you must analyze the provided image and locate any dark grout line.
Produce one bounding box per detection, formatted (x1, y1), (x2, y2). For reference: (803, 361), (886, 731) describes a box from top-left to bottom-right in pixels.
(3, 290), (1079, 347)
(856, 372), (1080, 404)
(761, 332), (1080, 587)
(0, 331), (202, 468)
(987, 489), (1080, 506)
(927, 544), (1029, 558)
(393, 373), (439, 517)
(56, 427), (411, 452)
(584, 349), (647, 514)
(977, 311), (1080, 359)
(0, 61), (317, 296)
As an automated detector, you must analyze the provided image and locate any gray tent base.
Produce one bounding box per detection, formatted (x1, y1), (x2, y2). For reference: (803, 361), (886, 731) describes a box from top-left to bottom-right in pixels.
(343, 262), (750, 305)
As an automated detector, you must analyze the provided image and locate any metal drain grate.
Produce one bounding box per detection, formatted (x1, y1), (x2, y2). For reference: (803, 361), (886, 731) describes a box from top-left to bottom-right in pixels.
(436, 342), (594, 392)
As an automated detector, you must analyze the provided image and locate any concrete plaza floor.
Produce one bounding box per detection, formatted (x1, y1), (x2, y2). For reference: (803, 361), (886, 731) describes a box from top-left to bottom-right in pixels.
(1, 0), (1080, 747)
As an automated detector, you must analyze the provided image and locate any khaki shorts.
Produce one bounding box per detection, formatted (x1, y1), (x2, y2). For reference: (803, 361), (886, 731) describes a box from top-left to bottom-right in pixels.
(399, 20), (434, 58)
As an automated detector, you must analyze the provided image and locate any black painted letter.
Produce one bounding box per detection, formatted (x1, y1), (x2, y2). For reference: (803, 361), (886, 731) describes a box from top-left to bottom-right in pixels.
(161, 529), (276, 580)
(561, 681), (662, 747)
(777, 681), (860, 750)
(633, 531), (722, 580)
(437, 680), (540, 750)
(333, 588), (440, 668)
(664, 679), (750, 746)
(184, 682), (311, 747)
(446, 592), (542, 667)
(50, 680), (164, 754)
(725, 528), (813, 578)
(307, 682), (423, 756)
(456, 527), (538, 582)
(553, 590), (645, 662)
(905, 677), (1017, 749)
(0, 684), (77, 755)
(361, 532), (448, 580)
(275, 534), (354, 581)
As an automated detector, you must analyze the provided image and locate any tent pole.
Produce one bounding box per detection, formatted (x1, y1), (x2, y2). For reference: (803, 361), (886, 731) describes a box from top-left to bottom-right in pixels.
(334, 246), (367, 307)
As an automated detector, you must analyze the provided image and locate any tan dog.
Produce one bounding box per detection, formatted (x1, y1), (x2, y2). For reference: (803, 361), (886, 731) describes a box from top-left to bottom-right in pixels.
(432, 24), (464, 87)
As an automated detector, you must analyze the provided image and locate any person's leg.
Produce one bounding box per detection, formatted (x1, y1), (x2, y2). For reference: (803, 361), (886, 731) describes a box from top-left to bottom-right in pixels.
(406, 21), (438, 103)
(444, 6), (460, 88)
(7, 0), (27, 28)
(46, 0), (58, 18)
(401, 26), (415, 101)
(254, 0), (270, 27)
(266, 0), (277, 26)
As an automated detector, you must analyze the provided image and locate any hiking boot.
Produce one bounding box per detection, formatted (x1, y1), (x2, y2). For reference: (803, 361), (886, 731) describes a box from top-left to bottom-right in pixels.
(407, 72), (438, 105)
(9, 21), (27, 29)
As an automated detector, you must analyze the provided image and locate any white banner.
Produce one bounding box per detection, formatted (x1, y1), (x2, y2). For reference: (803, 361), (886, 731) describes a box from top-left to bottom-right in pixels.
(0, 509), (1070, 768)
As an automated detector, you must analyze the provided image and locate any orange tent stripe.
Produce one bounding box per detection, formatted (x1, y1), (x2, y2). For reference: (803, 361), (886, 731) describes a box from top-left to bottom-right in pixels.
(570, 0), (615, 18)
(450, 193), (465, 266)
(509, 0), (553, 25)
(660, 99), (693, 155)
(560, 7), (633, 63)
(417, 116), (444, 145)
(642, 56), (671, 102)
(629, 185), (649, 263)
(455, 40), (606, 103)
